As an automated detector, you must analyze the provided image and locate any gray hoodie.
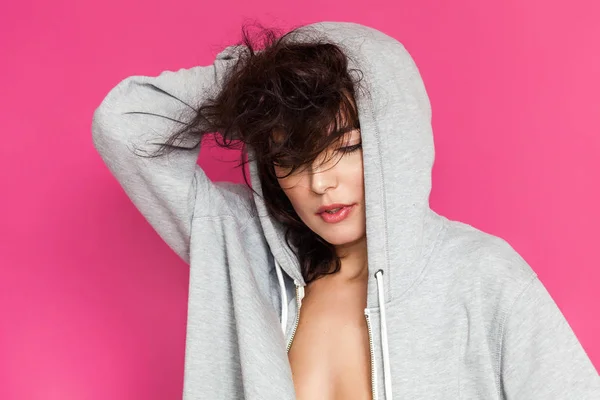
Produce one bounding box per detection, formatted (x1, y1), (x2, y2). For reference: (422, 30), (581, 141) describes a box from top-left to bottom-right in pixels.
(92, 21), (599, 400)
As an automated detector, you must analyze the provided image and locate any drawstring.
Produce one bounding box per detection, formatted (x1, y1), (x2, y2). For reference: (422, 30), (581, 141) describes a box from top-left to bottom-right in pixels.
(275, 258), (393, 399)
(274, 259), (288, 334)
(375, 269), (393, 399)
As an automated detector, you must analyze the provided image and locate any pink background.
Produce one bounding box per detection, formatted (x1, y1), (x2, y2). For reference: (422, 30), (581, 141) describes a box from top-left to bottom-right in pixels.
(1, 0), (598, 398)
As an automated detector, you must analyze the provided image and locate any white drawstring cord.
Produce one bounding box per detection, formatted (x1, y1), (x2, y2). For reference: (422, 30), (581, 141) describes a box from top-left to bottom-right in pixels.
(275, 258), (288, 335)
(375, 269), (393, 399)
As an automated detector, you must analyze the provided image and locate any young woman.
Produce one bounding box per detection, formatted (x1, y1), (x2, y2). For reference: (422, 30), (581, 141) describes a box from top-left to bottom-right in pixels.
(92, 21), (599, 400)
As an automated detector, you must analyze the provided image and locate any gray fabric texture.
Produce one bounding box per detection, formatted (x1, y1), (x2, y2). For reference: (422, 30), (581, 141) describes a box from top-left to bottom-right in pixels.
(92, 21), (599, 399)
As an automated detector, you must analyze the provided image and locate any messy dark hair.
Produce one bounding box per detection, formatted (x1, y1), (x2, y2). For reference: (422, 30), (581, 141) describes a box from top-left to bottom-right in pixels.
(142, 22), (368, 283)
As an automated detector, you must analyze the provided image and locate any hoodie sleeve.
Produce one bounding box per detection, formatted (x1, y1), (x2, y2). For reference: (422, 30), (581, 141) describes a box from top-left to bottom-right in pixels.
(91, 57), (247, 265)
(499, 275), (600, 399)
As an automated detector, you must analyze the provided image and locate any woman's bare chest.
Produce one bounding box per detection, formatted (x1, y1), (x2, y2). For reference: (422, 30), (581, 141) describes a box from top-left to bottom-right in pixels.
(287, 280), (372, 400)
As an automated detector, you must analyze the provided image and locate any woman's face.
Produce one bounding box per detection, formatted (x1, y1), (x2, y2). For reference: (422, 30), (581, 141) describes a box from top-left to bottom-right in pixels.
(274, 128), (366, 247)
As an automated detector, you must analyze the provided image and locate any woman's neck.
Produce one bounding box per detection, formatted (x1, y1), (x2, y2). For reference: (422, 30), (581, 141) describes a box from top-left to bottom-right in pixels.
(333, 234), (369, 282)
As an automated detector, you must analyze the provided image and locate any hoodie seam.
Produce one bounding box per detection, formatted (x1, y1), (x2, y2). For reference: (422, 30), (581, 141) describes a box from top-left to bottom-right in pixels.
(394, 216), (447, 304)
(366, 94), (393, 301)
(188, 172), (199, 253)
(368, 217), (448, 311)
(494, 273), (537, 398)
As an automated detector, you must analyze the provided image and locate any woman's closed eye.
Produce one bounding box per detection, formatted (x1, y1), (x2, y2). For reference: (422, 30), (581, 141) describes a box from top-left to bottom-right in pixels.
(274, 142), (362, 177)
(339, 142), (362, 154)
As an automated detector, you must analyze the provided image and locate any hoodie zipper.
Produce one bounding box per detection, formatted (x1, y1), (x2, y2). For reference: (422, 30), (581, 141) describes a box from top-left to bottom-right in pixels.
(364, 309), (378, 400)
(286, 284), (304, 352)
(286, 284), (377, 399)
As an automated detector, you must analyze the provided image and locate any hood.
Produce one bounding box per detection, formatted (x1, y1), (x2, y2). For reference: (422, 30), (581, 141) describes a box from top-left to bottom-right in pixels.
(219, 21), (437, 307)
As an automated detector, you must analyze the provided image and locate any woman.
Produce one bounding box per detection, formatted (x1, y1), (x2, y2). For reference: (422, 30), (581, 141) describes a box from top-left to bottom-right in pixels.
(92, 21), (599, 399)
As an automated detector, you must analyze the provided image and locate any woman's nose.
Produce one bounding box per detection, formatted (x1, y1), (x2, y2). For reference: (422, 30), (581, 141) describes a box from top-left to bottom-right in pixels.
(309, 157), (338, 194)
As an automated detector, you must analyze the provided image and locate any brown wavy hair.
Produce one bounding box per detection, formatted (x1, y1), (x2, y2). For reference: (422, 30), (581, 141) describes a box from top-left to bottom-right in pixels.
(142, 21), (369, 283)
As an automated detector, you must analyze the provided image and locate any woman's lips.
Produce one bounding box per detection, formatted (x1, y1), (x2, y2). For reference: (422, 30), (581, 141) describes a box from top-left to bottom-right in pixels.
(318, 204), (355, 223)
